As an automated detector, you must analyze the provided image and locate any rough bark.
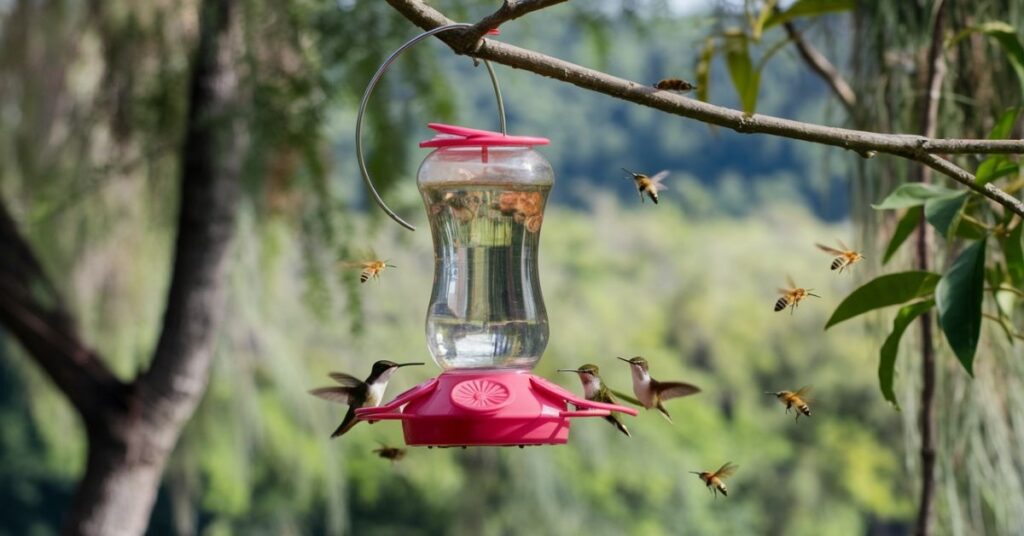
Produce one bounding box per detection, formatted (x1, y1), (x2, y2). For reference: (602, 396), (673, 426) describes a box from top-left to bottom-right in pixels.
(0, 0), (246, 534)
(914, 2), (947, 535)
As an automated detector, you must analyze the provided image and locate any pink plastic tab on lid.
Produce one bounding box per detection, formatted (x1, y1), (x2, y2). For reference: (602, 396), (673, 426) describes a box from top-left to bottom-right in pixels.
(419, 123), (550, 149)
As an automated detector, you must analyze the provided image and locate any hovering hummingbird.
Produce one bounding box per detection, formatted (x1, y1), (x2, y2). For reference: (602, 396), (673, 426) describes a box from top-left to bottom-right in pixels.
(690, 462), (738, 498)
(558, 364), (637, 437)
(622, 168), (669, 204)
(617, 356), (700, 422)
(309, 360), (423, 438)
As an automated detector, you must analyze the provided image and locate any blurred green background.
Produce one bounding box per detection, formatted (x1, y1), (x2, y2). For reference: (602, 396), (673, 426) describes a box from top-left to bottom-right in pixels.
(2, 0), (1023, 535)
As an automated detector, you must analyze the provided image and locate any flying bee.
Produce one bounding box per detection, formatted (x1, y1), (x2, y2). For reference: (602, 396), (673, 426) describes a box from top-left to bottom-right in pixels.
(341, 259), (395, 283)
(774, 275), (820, 314)
(766, 386), (812, 421)
(654, 78), (697, 92)
(816, 240), (865, 273)
(622, 168), (669, 204)
(373, 443), (407, 462)
(690, 462), (738, 498)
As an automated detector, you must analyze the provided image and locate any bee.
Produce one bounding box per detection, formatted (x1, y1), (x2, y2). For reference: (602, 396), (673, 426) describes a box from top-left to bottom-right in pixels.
(654, 78), (697, 92)
(432, 191), (482, 223)
(766, 386), (812, 421)
(816, 240), (865, 273)
(690, 462), (738, 498)
(622, 168), (669, 204)
(341, 259), (395, 283)
(497, 191), (544, 232)
(373, 443), (407, 462)
(774, 276), (819, 314)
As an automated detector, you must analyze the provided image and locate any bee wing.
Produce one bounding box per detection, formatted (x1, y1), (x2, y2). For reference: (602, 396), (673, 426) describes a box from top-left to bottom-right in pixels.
(308, 386), (355, 405)
(328, 372), (363, 387)
(777, 288), (794, 295)
(786, 274), (796, 289)
(837, 238), (850, 251)
(649, 170), (670, 186)
(816, 243), (843, 255)
(609, 388), (643, 407)
(339, 261), (370, 269)
(657, 381), (701, 401)
(794, 385), (813, 397)
(714, 462), (739, 479)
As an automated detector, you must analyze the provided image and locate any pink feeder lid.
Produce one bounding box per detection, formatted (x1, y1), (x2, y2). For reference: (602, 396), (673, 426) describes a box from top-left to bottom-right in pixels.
(419, 123), (550, 149)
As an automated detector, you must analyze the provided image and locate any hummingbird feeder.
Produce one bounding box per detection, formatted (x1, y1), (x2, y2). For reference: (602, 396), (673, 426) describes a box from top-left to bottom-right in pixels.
(353, 25), (637, 447)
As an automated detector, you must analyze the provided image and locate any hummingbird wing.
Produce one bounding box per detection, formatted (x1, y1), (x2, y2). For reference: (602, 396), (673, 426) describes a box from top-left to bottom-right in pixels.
(309, 386), (356, 405)
(328, 372), (363, 387)
(657, 381), (701, 401)
(331, 405), (359, 438)
(609, 388), (643, 407)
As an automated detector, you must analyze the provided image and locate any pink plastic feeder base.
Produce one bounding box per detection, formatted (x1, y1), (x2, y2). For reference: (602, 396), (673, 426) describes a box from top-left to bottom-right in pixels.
(355, 370), (638, 447)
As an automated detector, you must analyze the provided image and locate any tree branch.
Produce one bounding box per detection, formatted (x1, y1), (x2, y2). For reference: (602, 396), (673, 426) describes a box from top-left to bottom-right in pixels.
(0, 200), (126, 421)
(782, 20), (856, 112)
(473, 0), (571, 35)
(383, 0), (1024, 216)
(136, 0), (246, 436)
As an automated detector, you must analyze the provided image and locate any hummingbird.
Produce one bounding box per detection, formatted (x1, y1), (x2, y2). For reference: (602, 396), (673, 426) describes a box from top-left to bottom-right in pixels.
(558, 364), (636, 437)
(373, 443), (407, 462)
(618, 356), (700, 422)
(690, 462), (738, 498)
(622, 168), (669, 204)
(309, 360), (423, 438)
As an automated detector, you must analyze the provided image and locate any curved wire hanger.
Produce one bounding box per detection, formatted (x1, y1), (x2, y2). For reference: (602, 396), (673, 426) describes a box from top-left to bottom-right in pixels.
(354, 23), (507, 231)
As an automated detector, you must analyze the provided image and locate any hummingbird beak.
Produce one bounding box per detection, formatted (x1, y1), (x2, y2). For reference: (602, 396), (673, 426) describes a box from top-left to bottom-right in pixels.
(556, 369), (579, 373)
(616, 356), (632, 364)
(688, 471), (702, 475)
(394, 362), (424, 368)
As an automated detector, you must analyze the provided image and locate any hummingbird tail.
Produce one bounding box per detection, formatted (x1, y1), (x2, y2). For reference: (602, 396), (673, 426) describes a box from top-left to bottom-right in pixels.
(656, 403), (673, 424)
(331, 408), (359, 438)
(607, 415), (631, 437)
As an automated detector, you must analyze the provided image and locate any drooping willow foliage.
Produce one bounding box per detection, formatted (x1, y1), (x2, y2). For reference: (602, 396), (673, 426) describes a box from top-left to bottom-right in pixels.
(851, 1), (1024, 534)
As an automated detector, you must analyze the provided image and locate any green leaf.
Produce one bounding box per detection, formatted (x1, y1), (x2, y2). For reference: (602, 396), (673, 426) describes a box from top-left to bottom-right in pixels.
(872, 183), (961, 210)
(949, 22), (1024, 98)
(883, 207), (922, 265)
(752, 0), (778, 41)
(763, 0), (854, 29)
(695, 37), (715, 103)
(924, 191), (968, 237)
(976, 108), (1021, 186)
(879, 299), (935, 409)
(724, 31), (760, 115)
(989, 107), (1021, 139)
(1003, 220), (1024, 286)
(826, 271), (942, 329)
(936, 240), (988, 375)
(976, 158), (1018, 186)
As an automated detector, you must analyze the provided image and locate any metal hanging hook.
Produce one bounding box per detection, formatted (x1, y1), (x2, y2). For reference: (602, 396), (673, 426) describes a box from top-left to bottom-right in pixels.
(355, 24), (507, 232)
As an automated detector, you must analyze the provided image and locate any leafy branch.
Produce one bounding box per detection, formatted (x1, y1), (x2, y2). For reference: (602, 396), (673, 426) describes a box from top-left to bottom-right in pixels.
(384, 0), (1024, 216)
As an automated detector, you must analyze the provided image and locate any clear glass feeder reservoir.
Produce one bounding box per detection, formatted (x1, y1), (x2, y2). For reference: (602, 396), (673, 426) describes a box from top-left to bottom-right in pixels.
(419, 142), (553, 371)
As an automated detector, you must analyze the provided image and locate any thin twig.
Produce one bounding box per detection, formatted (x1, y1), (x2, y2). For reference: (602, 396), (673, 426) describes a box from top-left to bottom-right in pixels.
(782, 20), (857, 112)
(383, 0), (1024, 216)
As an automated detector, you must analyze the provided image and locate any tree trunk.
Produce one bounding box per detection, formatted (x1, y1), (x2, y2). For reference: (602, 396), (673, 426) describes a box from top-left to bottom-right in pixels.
(913, 2), (947, 535)
(58, 0), (247, 533)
